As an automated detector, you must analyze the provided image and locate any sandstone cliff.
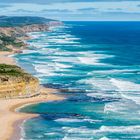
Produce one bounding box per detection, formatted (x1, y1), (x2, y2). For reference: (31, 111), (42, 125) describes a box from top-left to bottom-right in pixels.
(0, 64), (39, 99)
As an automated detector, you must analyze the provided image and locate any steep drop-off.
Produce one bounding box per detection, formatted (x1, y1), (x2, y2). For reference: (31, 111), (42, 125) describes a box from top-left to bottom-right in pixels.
(0, 64), (39, 99)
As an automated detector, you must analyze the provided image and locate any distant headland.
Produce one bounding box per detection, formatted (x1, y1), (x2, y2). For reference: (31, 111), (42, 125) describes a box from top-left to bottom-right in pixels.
(0, 16), (62, 52)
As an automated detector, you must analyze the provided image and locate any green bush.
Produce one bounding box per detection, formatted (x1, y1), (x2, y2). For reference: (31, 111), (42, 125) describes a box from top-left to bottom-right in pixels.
(0, 64), (35, 82)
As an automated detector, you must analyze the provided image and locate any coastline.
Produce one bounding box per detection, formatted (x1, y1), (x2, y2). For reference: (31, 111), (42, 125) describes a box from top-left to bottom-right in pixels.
(0, 17), (65, 140)
(0, 93), (64, 140)
(0, 38), (65, 140)
(0, 51), (16, 65)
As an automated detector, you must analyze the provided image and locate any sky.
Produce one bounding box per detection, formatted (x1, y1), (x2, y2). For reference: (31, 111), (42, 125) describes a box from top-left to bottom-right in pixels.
(0, 0), (140, 21)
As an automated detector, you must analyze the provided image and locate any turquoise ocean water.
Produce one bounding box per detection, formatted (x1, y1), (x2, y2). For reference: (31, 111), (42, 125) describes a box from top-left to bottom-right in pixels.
(16, 22), (140, 140)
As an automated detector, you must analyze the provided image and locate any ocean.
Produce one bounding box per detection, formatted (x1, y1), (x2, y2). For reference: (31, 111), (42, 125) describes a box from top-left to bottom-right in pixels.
(15, 21), (140, 140)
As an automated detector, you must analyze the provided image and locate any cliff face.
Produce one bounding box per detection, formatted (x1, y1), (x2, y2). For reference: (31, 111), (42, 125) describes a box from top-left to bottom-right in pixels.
(0, 64), (39, 99)
(0, 79), (39, 99)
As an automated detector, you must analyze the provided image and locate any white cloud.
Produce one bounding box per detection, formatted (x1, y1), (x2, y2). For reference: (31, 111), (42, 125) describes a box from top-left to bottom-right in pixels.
(0, 1), (140, 21)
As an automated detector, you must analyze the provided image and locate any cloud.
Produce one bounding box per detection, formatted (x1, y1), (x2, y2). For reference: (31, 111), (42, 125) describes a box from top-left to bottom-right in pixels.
(107, 8), (123, 11)
(13, 9), (33, 13)
(0, 0), (140, 21)
(0, 0), (140, 4)
(77, 8), (98, 14)
(77, 8), (97, 12)
(41, 9), (72, 13)
(0, 4), (11, 8)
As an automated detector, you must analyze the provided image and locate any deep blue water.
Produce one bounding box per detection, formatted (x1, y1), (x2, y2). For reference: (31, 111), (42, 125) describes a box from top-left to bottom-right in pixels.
(16, 22), (140, 140)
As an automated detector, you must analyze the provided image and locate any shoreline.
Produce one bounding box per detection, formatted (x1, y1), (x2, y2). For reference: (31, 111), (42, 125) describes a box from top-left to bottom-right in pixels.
(0, 51), (16, 65)
(0, 41), (65, 140)
(0, 93), (65, 140)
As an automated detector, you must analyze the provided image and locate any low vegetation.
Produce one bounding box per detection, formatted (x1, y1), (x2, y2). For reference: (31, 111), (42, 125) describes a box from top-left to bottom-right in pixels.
(0, 64), (37, 82)
(0, 16), (54, 27)
(0, 33), (24, 51)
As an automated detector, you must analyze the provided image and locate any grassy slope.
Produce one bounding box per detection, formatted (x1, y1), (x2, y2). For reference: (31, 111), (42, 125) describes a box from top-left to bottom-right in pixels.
(0, 64), (36, 82)
(0, 16), (55, 51)
(0, 16), (54, 27)
(0, 33), (24, 51)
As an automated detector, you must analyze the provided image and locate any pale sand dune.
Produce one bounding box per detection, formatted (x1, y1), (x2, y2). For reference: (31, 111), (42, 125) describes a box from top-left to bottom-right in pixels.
(0, 51), (16, 65)
(0, 92), (65, 140)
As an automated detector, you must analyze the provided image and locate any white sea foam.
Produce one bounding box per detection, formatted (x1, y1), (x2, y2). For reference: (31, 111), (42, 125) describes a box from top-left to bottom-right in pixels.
(34, 64), (56, 76)
(62, 127), (92, 134)
(55, 118), (84, 123)
(22, 49), (36, 54)
(98, 125), (140, 134)
(99, 78), (140, 115)
(104, 100), (140, 115)
(55, 63), (72, 69)
(62, 136), (92, 140)
(55, 118), (100, 123)
(87, 92), (118, 98)
(20, 120), (27, 140)
(62, 125), (140, 136)
(48, 38), (79, 44)
(110, 78), (140, 105)
(78, 52), (114, 65)
(33, 61), (72, 77)
(28, 33), (43, 39)
(104, 102), (123, 113)
(99, 137), (110, 140)
(44, 132), (57, 136)
(53, 57), (79, 64)
(88, 69), (139, 75)
(83, 118), (102, 123)
(78, 78), (117, 91)
(110, 78), (140, 92)
(78, 57), (99, 65)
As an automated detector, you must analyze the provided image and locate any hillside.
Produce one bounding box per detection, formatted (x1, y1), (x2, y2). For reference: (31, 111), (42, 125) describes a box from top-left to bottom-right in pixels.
(0, 16), (62, 51)
(0, 64), (39, 99)
(0, 16), (55, 27)
(0, 33), (24, 51)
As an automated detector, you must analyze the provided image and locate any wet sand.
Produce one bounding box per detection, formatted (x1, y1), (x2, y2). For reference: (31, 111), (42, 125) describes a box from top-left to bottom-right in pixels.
(0, 44), (65, 140)
(0, 92), (64, 140)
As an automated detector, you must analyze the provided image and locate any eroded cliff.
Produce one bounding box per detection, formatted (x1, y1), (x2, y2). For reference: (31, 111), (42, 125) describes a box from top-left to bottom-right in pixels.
(0, 64), (39, 99)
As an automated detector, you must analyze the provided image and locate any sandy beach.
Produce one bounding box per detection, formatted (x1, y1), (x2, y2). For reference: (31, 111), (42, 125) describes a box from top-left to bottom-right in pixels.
(0, 91), (64, 140)
(0, 36), (65, 140)
(0, 51), (16, 65)
(0, 51), (65, 140)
